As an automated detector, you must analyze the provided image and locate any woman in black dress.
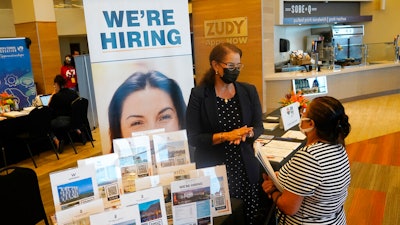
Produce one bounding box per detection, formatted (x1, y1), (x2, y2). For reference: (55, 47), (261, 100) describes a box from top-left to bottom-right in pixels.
(186, 43), (264, 225)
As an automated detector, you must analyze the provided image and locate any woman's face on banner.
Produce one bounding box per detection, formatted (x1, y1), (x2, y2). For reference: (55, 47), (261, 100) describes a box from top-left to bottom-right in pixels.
(120, 87), (180, 137)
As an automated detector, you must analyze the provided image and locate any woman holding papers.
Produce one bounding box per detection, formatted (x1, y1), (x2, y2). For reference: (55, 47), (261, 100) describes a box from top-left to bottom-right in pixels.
(262, 96), (351, 225)
(186, 43), (264, 225)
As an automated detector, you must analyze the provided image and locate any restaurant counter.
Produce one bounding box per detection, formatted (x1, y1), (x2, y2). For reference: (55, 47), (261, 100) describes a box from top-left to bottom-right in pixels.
(264, 62), (400, 113)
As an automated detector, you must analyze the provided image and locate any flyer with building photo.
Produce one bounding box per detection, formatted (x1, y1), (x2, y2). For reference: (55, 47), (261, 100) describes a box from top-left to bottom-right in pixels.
(190, 165), (232, 218)
(137, 163), (196, 225)
(153, 129), (191, 169)
(77, 153), (124, 209)
(120, 186), (168, 225)
(171, 176), (212, 225)
(49, 166), (99, 212)
(113, 135), (153, 193)
(135, 173), (175, 225)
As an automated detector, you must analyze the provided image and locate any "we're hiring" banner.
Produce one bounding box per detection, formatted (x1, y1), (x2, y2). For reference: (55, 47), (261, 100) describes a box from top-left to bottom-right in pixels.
(82, 0), (194, 153)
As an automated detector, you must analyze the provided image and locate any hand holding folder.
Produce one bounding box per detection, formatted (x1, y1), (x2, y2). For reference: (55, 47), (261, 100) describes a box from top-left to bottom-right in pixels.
(254, 142), (284, 192)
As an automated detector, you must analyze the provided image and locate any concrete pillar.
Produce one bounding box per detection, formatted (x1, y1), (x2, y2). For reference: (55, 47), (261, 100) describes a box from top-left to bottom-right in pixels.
(12, 0), (61, 94)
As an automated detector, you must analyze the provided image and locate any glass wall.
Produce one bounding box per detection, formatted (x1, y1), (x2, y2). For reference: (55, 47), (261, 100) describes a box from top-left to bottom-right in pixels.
(365, 42), (398, 64)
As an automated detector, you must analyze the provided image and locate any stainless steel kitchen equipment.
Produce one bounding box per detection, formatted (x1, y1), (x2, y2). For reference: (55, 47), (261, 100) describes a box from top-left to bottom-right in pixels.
(311, 25), (365, 67)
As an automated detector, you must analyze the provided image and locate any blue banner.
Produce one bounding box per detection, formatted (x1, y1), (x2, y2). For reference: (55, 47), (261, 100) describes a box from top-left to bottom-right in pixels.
(0, 38), (36, 108)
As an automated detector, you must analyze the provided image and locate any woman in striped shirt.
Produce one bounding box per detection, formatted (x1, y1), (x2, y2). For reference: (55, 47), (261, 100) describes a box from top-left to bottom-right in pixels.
(262, 96), (351, 224)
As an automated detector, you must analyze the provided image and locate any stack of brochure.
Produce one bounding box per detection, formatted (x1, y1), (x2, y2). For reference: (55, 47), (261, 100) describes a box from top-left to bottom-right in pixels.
(263, 122), (279, 131)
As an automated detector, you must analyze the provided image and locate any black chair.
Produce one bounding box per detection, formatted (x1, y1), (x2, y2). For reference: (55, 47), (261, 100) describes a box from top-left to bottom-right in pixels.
(55, 97), (94, 153)
(0, 166), (50, 225)
(16, 106), (59, 168)
(71, 97), (94, 148)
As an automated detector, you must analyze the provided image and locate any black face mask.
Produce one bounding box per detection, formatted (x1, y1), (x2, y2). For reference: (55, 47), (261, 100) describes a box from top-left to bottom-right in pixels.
(220, 68), (240, 84)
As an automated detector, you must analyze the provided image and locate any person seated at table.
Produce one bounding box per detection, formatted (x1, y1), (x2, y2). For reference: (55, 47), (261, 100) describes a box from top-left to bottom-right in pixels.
(48, 75), (81, 153)
(262, 96), (351, 225)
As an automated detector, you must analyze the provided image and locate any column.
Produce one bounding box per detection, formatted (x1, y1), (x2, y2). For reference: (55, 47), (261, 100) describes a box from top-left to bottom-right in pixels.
(12, 0), (61, 94)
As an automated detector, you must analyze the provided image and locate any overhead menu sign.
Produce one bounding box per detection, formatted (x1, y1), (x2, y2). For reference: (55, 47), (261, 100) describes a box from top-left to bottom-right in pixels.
(282, 2), (372, 25)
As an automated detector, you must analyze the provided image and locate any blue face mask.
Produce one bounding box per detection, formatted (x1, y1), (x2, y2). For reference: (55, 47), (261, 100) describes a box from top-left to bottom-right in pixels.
(220, 68), (240, 84)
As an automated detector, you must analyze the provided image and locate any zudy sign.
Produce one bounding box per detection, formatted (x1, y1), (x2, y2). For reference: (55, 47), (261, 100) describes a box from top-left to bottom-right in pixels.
(204, 17), (248, 46)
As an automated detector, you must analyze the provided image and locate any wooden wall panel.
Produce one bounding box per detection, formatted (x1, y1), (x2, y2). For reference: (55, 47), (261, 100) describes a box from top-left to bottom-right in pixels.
(14, 22), (61, 95)
(37, 22), (62, 94)
(14, 22), (42, 92)
(191, 0), (264, 107)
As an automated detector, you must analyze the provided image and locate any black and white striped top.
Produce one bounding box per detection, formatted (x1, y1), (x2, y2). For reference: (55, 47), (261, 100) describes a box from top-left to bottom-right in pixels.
(277, 142), (351, 225)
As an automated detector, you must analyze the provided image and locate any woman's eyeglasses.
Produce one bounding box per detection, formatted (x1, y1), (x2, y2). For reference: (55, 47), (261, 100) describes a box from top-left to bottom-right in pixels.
(219, 62), (244, 71)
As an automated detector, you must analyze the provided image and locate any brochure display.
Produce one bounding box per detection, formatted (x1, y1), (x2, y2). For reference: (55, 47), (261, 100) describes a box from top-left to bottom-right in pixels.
(153, 130), (191, 169)
(120, 186), (168, 225)
(50, 166), (99, 212)
(171, 176), (212, 225)
(50, 131), (230, 225)
(190, 165), (232, 217)
(77, 153), (124, 209)
(113, 136), (153, 193)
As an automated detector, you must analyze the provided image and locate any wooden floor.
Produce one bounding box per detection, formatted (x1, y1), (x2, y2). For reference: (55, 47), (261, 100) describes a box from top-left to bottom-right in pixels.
(7, 93), (400, 225)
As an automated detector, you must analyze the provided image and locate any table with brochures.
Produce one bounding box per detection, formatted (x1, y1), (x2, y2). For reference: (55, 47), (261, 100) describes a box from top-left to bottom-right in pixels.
(261, 109), (306, 171)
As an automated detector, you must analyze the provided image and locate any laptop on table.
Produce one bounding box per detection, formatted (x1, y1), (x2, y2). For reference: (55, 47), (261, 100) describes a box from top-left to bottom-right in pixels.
(39, 94), (51, 106)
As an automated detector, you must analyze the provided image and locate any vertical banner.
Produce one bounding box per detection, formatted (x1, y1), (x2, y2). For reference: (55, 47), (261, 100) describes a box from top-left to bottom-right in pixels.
(83, 0), (194, 154)
(0, 37), (36, 108)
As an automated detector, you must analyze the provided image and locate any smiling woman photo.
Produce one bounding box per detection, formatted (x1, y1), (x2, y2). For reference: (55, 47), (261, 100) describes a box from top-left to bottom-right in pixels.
(108, 70), (186, 153)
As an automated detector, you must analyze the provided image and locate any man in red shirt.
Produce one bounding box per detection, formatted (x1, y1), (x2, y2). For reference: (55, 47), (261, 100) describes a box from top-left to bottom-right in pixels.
(60, 54), (78, 91)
